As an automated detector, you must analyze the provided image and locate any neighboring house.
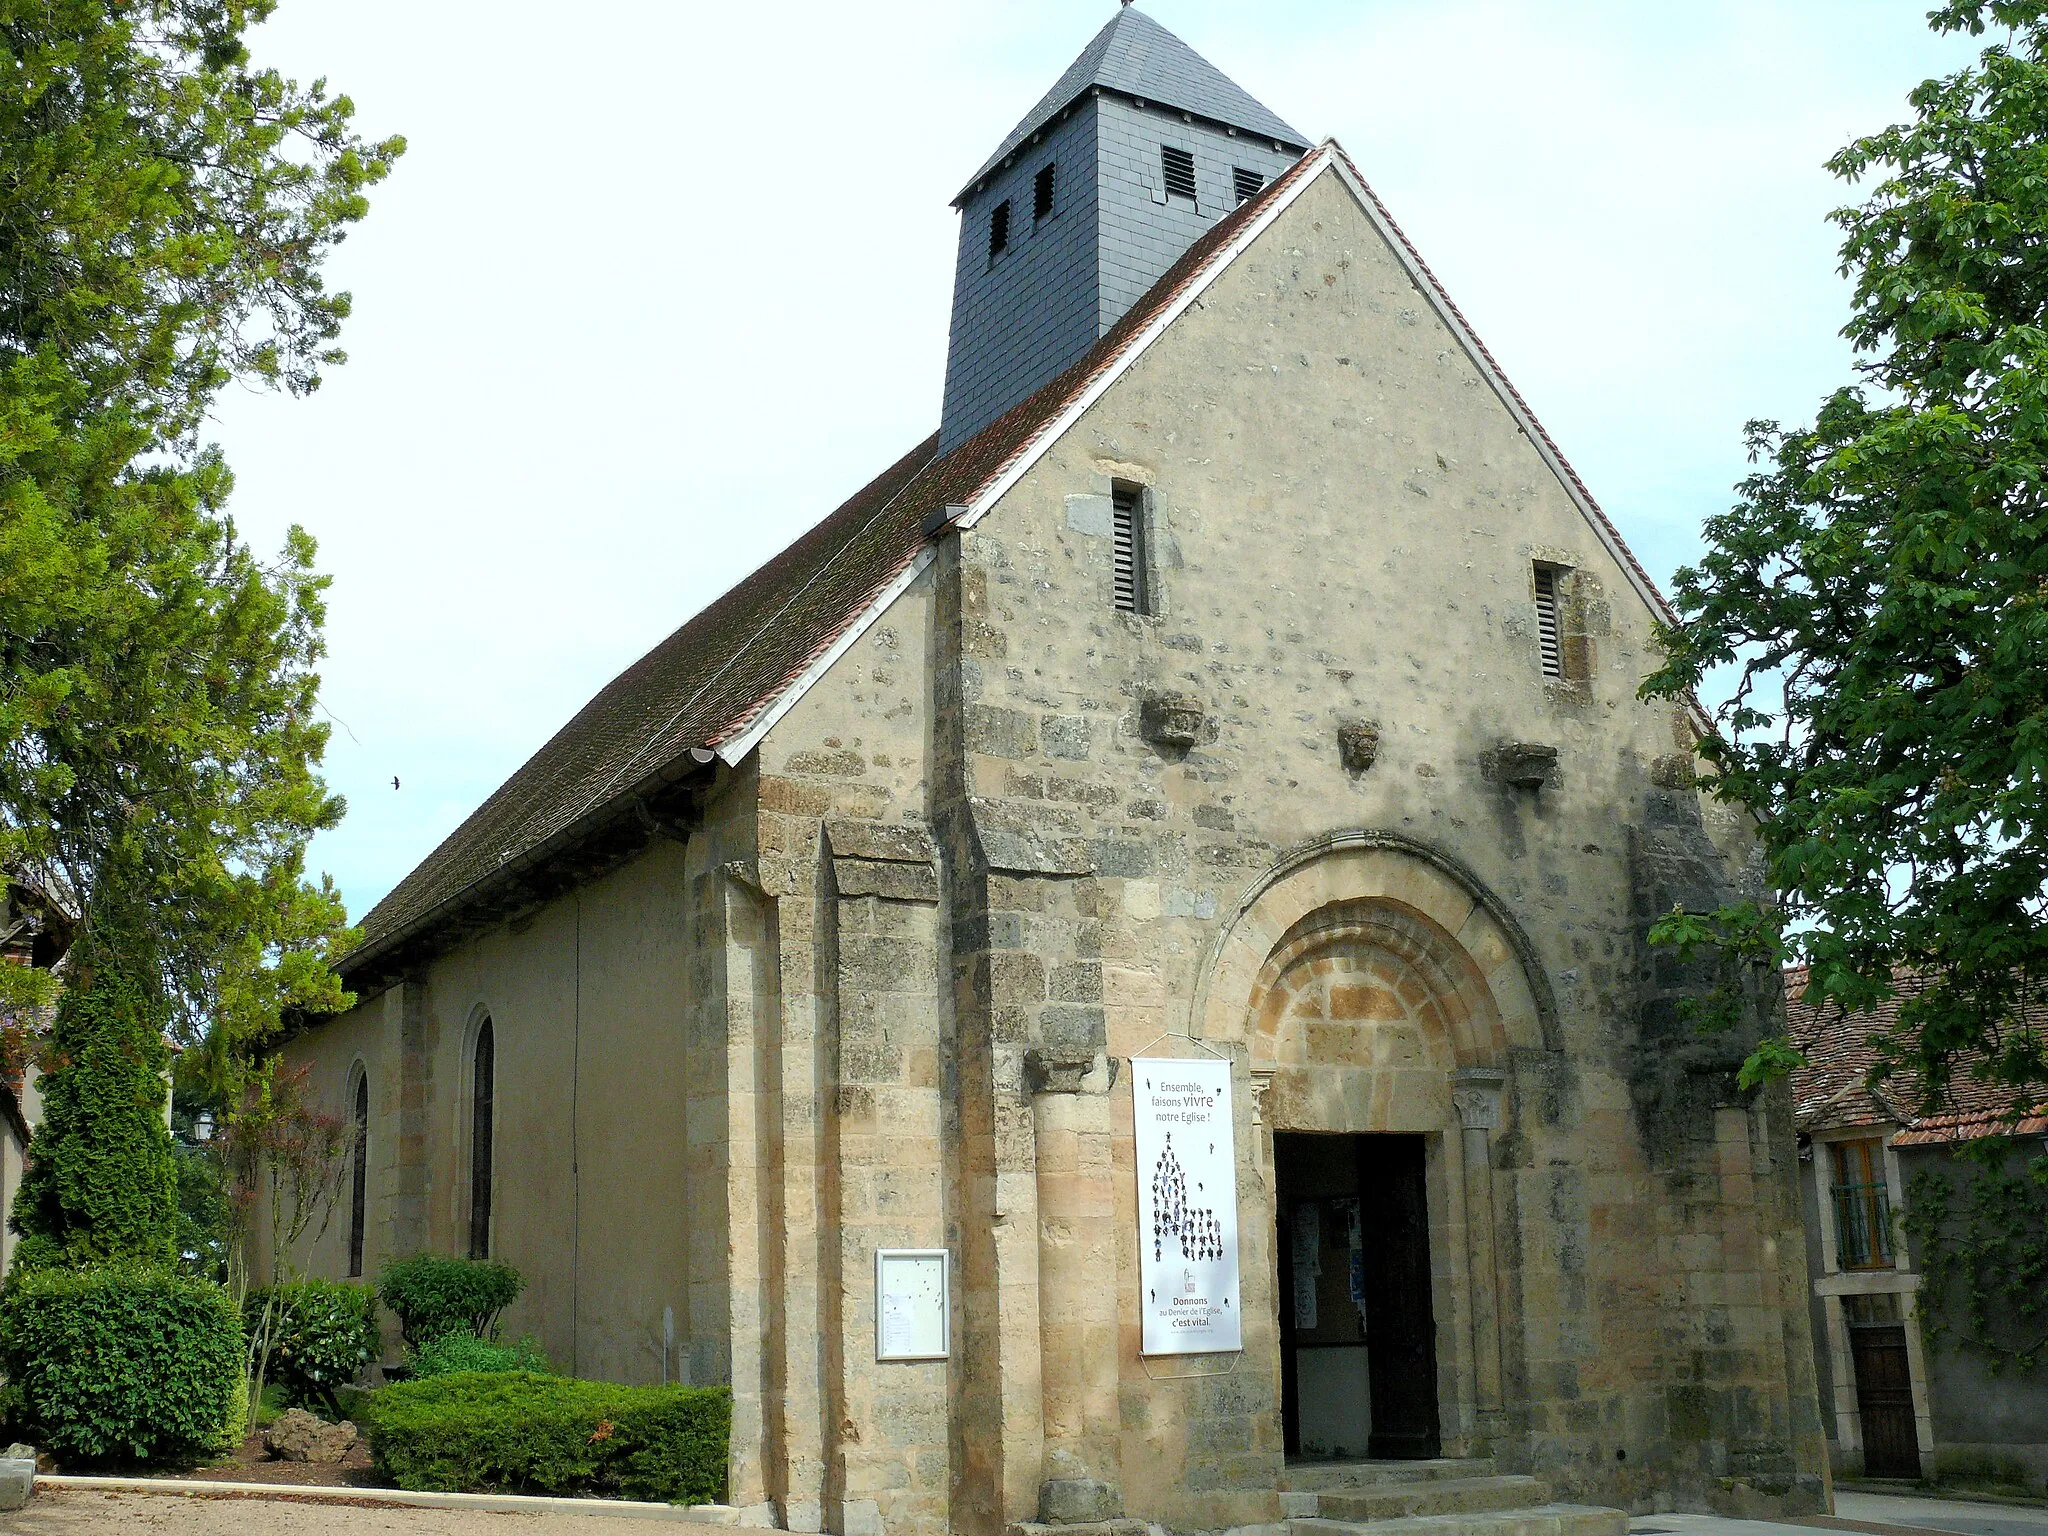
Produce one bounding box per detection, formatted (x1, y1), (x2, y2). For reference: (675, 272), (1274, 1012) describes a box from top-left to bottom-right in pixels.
(0, 880), (61, 1276)
(276, 9), (1832, 1533)
(1789, 967), (2048, 1492)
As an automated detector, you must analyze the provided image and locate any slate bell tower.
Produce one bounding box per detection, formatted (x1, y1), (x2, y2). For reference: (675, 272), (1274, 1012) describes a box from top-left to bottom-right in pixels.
(939, 6), (1309, 452)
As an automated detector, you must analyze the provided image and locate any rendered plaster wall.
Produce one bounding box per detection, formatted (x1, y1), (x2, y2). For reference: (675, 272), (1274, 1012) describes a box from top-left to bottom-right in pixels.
(270, 1007), (386, 1296)
(279, 838), (702, 1387)
(1897, 1142), (2048, 1489)
(927, 163), (1823, 1526)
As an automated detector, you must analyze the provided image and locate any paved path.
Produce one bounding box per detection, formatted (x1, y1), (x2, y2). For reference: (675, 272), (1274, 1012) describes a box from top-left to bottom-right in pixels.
(1, 1487), (671, 1534)
(1631, 1492), (2048, 1536)
(11, 1485), (2044, 1535)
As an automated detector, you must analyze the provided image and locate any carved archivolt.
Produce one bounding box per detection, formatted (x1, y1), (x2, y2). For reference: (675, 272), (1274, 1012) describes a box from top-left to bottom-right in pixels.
(1187, 834), (1551, 1135)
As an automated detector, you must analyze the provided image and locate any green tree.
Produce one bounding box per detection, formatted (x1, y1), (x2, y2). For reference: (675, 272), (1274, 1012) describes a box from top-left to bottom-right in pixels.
(0, 1), (401, 1257)
(1643, 0), (2048, 1118)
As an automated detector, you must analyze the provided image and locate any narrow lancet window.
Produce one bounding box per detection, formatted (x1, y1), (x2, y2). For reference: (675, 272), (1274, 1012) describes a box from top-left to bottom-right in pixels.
(469, 1019), (495, 1260)
(347, 1071), (369, 1278)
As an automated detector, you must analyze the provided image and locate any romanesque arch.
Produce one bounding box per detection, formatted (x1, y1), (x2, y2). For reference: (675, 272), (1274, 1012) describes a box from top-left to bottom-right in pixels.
(1189, 831), (1555, 1459)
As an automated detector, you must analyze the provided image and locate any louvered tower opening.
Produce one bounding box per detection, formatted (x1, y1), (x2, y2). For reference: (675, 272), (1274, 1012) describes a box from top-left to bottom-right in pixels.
(1234, 167), (1265, 204)
(1161, 145), (1198, 205)
(1035, 162), (1057, 222)
(1113, 484), (1148, 614)
(988, 199), (1011, 262)
(1533, 565), (1563, 678)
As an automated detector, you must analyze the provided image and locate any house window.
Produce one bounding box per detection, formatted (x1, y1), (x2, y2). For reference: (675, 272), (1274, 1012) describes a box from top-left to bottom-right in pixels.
(1112, 483), (1149, 615)
(1034, 163), (1056, 222)
(347, 1069), (369, 1279)
(1533, 564), (1564, 678)
(1233, 167), (1265, 204)
(1832, 1138), (1895, 1270)
(988, 199), (1011, 262)
(469, 1018), (495, 1261)
(1161, 145), (1197, 206)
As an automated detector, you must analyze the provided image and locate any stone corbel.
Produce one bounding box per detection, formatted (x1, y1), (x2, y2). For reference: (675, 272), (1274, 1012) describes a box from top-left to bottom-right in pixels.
(1139, 691), (1205, 750)
(1028, 1005), (1107, 1095)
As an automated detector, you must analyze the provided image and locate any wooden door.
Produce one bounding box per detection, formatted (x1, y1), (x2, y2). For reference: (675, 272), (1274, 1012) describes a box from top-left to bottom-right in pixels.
(1360, 1136), (1441, 1459)
(1850, 1324), (1921, 1479)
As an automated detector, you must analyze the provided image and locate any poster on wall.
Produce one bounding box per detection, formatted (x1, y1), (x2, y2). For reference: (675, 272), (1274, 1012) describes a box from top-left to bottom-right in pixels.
(1133, 1056), (1242, 1355)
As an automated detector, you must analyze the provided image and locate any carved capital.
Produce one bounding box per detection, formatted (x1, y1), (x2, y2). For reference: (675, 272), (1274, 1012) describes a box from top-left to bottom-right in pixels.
(1249, 1068), (1276, 1126)
(1452, 1067), (1507, 1131)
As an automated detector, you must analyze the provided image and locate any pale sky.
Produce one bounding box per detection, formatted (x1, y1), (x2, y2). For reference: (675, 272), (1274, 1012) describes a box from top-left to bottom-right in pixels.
(209, 0), (1982, 923)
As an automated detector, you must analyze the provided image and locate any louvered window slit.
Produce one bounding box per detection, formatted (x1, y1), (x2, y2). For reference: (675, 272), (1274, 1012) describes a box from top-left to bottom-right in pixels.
(1161, 145), (1198, 205)
(1113, 485), (1147, 614)
(1533, 565), (1563, 678)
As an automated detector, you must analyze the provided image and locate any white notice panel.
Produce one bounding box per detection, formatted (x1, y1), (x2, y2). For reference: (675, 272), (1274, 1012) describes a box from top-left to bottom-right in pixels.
(875, 1249), (949, 1361)
(1134, 1057), (1242, 1355)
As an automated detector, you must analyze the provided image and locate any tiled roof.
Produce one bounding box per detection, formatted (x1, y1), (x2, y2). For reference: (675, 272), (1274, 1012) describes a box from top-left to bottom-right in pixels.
(1786, 965), (2048, 1144)
(342, 142), (1683, 984)
(344, 155), (1319, 977)
(350, 435), (938, 961)
(958, 6), (1306, 202)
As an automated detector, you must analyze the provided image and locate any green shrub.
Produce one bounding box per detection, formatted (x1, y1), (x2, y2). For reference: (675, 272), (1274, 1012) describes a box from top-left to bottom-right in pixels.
(246, 1279), (381, 1413)
(360, 1371), (729, 1504)
(218, 1373), (250, 1455)
(0, 1265), (243, 1467)
(407, 1331), (549, 1378)
(377, 1255), (523, 1348)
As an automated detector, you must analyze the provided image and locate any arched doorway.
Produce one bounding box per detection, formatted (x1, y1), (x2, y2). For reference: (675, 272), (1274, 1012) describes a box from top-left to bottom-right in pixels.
(1191, 835), (1553, 1464)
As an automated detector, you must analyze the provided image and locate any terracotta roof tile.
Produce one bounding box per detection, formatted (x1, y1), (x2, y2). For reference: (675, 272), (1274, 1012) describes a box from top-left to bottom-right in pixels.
(1786, 965), (2048, 1144)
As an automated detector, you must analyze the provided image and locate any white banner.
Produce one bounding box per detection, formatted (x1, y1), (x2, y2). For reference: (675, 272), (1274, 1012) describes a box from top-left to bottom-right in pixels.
(1133, 1056), (1242, 1355)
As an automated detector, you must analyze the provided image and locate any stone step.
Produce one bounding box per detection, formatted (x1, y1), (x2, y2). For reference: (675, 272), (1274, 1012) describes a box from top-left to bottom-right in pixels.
(1320, 1476), (1555, 1522)
(1280, 1459), (1498, 1492)
(1288, 1504), (1627, 1536)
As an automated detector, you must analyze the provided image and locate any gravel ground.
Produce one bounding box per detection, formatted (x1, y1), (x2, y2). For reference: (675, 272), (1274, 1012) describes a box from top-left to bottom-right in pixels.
(0, 1489), (678, 1534)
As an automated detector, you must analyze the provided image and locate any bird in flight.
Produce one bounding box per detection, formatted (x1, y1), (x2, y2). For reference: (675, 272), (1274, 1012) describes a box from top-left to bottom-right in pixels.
(392, 776), (401, 790)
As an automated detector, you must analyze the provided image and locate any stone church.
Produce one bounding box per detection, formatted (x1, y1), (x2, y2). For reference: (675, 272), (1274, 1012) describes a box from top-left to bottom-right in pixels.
(281, 8), (1829, 1533)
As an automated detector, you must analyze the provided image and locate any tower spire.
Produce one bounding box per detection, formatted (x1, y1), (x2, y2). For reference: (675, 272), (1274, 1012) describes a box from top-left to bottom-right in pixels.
(938, 9), (1306, 451)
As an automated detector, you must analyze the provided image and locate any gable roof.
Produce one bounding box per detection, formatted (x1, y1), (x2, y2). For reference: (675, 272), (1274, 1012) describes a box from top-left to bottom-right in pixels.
(343, 141), (1687, 987)
(1786, 965), (2048, 1144)
(957, 6), (1306, 203)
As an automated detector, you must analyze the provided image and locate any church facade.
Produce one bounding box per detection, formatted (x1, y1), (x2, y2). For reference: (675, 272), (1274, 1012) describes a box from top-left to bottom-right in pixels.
(280, 10), (1829, 1533)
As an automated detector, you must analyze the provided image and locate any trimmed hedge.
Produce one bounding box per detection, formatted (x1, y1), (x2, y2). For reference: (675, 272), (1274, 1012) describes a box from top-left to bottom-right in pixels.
(377, 1254), (523, 1348)
(360, 1371), (729, 1504)
(407, 1330), (550, 1378)
(0, 1265), (243, 1467)
(246, 1280), (380, 1412)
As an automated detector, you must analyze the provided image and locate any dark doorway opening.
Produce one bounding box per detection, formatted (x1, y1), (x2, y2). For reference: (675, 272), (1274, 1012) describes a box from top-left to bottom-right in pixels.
(1848, 1306), (1921, 1478)
(1275, 1132), (1441, 1460)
